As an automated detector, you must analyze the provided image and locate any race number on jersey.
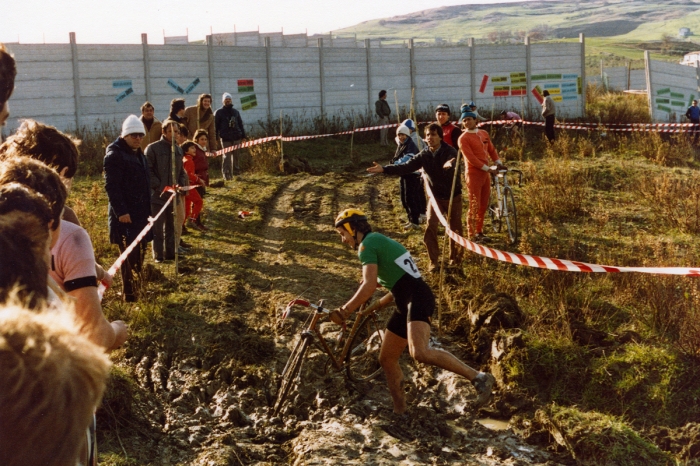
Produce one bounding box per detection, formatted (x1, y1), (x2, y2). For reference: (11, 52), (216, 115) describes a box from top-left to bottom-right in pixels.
(394, 251), (421, 278)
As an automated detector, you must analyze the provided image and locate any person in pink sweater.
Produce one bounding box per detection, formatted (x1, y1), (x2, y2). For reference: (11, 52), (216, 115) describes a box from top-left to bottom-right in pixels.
(457, 105), (505, 242)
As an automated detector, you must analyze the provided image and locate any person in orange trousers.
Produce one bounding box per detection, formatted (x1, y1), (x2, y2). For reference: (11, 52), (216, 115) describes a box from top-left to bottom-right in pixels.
(457, 105), (504, 243)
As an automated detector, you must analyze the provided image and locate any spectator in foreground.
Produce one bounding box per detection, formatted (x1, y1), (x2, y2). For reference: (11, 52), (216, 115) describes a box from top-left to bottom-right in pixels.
(542, 90), (556, 142)
(215, 92), (246, 179)
(184, 93), (218, 151)
(0, 119), (113, 286)
(0, 183), (54, 309)
(0, 157), (128, 350)
(375, 90), (392, 146)
(367, 123), (464, 272)
(104, 115), (152, 302)
(0, 43), (17, 132)
(139, 101), (162, 151)
(0, 301), (111, 466)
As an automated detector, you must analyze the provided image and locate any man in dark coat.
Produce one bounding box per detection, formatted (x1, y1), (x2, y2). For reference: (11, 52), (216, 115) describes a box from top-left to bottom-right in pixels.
(215, 92), (246, 179)
(104, 115), (152, 302)
(368, 123), (464, 272)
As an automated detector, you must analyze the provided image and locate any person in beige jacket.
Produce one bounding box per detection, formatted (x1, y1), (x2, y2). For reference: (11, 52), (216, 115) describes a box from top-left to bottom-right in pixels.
(139, 102), (162, 152)
(184, 93), (218, 151)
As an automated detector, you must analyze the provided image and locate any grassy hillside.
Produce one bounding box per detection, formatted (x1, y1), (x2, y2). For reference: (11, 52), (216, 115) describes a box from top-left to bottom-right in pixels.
(336, 0), (700, 43)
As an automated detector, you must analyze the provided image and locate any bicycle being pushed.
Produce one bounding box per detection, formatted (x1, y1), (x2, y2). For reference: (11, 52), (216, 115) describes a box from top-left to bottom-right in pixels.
(488, 166), (522, 244)
(273, 293), (393, 415)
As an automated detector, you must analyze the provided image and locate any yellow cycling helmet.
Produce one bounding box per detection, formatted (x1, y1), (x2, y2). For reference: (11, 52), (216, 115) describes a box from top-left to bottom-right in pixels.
(334, 208), (367, 236)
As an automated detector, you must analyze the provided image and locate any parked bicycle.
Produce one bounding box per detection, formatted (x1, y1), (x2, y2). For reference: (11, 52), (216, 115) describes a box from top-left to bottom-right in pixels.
(488, 166), (522, 244)
(273, 295), (391, 415)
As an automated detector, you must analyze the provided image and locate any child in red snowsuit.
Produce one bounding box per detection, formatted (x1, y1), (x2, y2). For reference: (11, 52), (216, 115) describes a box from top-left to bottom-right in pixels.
(457, 107), (504, 242)
(181, 142), (205, 230)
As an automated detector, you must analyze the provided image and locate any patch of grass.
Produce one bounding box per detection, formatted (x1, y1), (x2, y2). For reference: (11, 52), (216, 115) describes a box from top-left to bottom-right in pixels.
(542, 405), (671, 465)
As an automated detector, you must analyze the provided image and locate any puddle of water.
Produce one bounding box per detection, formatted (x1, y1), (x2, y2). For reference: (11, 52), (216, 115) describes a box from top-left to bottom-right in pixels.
(476, 418), (510, 431)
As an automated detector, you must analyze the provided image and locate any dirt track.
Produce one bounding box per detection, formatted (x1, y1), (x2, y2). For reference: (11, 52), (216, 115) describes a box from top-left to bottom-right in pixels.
(102, 171), (565, 465)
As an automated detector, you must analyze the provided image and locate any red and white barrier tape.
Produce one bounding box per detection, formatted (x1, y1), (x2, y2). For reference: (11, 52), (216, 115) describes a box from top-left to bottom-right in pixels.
(97, 189), (177, 300)
(203, 119), (699, 157)
(481, 120), (700, 133)
(423, 180), (700, 276)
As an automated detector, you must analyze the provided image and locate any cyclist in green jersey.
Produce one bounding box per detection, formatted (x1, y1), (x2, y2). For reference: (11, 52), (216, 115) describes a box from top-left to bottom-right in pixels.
(330, 208), (495, 414)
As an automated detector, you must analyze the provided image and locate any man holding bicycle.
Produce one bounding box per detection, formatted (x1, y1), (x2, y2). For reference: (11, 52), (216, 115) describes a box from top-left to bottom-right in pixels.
(330, 209), (495, 415)
(459, 105), (505, 243)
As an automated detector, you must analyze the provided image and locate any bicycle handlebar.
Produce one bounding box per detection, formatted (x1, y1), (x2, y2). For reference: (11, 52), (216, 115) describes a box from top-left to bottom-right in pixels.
(490, 166), (523, 187)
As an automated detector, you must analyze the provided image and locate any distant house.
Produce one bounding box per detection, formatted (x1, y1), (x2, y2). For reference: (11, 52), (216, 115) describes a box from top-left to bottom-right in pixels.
(679, 27), (692, 39)
(680, 51), (700, 67)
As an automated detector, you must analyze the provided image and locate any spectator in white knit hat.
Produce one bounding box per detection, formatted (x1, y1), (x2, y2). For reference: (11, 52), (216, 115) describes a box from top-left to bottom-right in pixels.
(215, 92), (246, 179)
(103, 115), (152, 302)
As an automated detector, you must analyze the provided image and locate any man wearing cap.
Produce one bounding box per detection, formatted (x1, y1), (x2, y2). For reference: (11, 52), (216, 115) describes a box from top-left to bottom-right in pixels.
(391, 124), (423, 230)
(215, 92), (246, 179)
(458, 105), (504, 243)
(435, 104), (462, 149)
(104, 115), (152, 301)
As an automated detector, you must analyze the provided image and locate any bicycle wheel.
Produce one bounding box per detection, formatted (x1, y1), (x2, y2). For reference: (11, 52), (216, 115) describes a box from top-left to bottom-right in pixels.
(345, 312), (385, 383)
(489, 188), (502, 233)
(273, 336), (311, 415)
(503, 187), (519, 244)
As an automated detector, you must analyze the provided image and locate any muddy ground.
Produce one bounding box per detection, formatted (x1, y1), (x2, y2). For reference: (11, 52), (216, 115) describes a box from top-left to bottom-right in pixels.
(99, 171), (613, 465)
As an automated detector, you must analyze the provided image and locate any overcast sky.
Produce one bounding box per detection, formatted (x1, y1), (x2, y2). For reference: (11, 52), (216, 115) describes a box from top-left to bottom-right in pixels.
(1, 0), (530, 44)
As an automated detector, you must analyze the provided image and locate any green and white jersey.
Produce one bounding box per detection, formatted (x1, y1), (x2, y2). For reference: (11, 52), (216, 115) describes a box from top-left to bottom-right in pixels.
(358, 232), (421, 290)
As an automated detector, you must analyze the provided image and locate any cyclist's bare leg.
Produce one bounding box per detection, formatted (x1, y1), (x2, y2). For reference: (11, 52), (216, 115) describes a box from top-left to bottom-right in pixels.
(378, 329), (408, 414)
(407, 321), (479, 380)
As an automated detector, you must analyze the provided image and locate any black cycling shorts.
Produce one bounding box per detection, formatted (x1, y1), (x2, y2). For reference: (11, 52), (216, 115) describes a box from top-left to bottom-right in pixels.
(385, 273), (435, 340)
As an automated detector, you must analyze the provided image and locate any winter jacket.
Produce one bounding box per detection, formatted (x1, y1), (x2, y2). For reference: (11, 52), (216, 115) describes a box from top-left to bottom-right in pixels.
(392, 137), (420, 165)
(184, 106), (219, 150)
(139, 116), (162, 152)
(104, 137), (152, 244)
(375, 99), (391, 119)
(215, 105), (246, 142)
(144, 137), (188, 206)
(383, 141), (461, 200)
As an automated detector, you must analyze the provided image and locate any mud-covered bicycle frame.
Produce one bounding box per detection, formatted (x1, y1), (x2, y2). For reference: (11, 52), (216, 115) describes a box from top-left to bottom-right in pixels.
(283, 297), (384, 372)
(273, 295), (390, 415)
